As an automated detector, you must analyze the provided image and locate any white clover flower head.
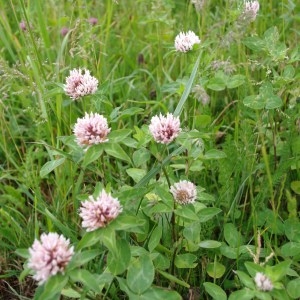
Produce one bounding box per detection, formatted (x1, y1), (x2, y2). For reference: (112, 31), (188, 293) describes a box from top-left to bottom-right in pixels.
(79, 190), (122, 231)
(170, 180), (197, 205)
(64, 68), (98, 100)
(73, 112), (111, 146)
(174, 30), (201, 52)
(149, 113), (181, 144)
(27, 233), (74, 285)
(254, 272), (273, 291)
(243, 1), (260, 21)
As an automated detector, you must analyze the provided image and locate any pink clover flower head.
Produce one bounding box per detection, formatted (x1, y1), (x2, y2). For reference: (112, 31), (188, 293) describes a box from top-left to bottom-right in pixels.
(79, 190), (122, 231)
(174, 30), (200, 52)
(88, 17), (98, 26)
(254, 272), (273, 291)
(170, 180), (197, 205)
(243, 1), (260, 21)
(73, 112), (111, 146)
(19, 20), (27, 31)
(28, 232), (74, 285)
(61, 27), (69, 37)
(64, 68), (98, 100)
(149, 113), (181, 144)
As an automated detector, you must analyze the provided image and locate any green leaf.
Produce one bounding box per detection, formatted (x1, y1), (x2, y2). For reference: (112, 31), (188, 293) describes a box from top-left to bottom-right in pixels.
(126, 168), (147, 183)
(148, 225), (162, 252)
(204, 149), (227, 160)
(243, 95), (265, 110)
(68, 249), (102, 270)
(207, 77), (226, 91)
(139, 286), (182, 300)
(107, 238), (131, 275)
(127, 254), (155, 294)
(243, 36), (265, 52)
(40, 157), (66, 178)
(284, 219), (300, 242)
(38, 274), (68, 300)
(199, 240), (222, 249)
(174, 54), (200, 117)
(265, 95), (282, 109)
(198, 207), (222, 222)
(224, 223), (242, 248)
(109, 214), (147, 233)
(226, 75), (245, 89)
(204, 282), (227, 300)
(228, 289), (255, 300)
(104, 143), (132, 163)
(281, 242), (300, 257)
(291, 181), (300, 195)
(82, 144), (103, 167)
(206, 262), (226, 279)
(175, 253), (198, 268)
(133, 148), (151, 167)
(266, 260), (291, 282)
(69, 269), (102, 293)
(183, 222), (201, 244)
(244, 262), (264, 278)
(287, 278), (300, 299)
(157, 270), (190, 288)
(61, 288), (81, 298)
(175, 205), (199, 221)
(15, 248), (29, 259)
(235, 271), (255, 289)
(108, 129), (132, 143)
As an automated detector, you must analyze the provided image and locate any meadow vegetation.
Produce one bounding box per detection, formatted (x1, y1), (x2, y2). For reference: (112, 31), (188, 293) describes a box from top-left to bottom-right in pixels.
(0, 0), (299, 299)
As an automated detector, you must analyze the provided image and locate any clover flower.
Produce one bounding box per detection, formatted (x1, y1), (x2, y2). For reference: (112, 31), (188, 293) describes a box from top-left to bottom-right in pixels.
(88, 17), (98, 25)
(174, 30), (200, 52)
(79, 190), (122, 231)
(149, 113), (181, 144)
(73, 112), (111, 146)
(254, 272), (273, 291)
(170, 180), (197, 205)
(64, 68), (98, 100)
(243, 1), (260, 21)
(28, 233), (74, 285)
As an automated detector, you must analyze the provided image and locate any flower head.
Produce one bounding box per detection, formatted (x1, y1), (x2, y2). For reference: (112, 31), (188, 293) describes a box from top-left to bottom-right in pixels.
(170, 180), (197, 205)
(28, 233), (74, 285)
(61, 27), (69, 37)
(88, 17), (98, 25)
(64, 68), (98, 100)
(175, 30), (201, 52)
(73, 112), (111, 146)
(79, 190), (122, 231)
(243, 1), (260, 21)
(19, 20), (27, 31)
(254, 272), (273, 291)
(149, 113), (181, 144)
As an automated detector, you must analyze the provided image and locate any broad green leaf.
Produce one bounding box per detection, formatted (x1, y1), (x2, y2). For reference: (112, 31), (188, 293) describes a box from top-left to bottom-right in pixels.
(243, 95), (265, 110)
(148, 225), (162, 252)
(235, 271), (255, 289)
(109, 214), (147, 233)
(266, 260), (291, 282)
(281, 242), (300, 257)
(291, 181), (300, 195)
(127, 254), (155, 294)
(207, 77), (226, 91)
(203, 282), (227, 300)
(157, 270), (190, 288)
(69, 269), (102, 293)
(220, 244), (238, 259)
(228, 289), (255, 300)
(153, 253), (170, 270)
(126, 168), (147, 183)
(198, 207), (222, 222)
(224, 223), (242, 248)
(38, 274), (68, 300)
(244, 262), (264, 277)
(206, 262), (226, 278)
(61, 288), (81, 298)
(175, 205), (199, 221)
(199, 240), (222, 249)
(139, 286), (182, 300)
(284, 219), (300, 242)
(243, 36), (265, 52)
(265, 95), (282, 109)
(82, 145), (103, 167)
(40, 157), (65, 178)
(226, 75), (245, 89)
(133, 148), (151, 167)
(287, 278), (300, 299)
(108, 129), (132, 143)
(175, 253), (198, 268)
(107, 238), (131, 275)
(204, 149), (227, 160)
(104, 143), (132, 163)
(15, 248), (29, 259)
(183, 222), (201, 244)
(68, 249), (102, 270)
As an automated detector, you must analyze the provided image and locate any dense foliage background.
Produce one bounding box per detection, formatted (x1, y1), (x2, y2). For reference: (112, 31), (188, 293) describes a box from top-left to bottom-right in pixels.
(0, 0), (299, 299)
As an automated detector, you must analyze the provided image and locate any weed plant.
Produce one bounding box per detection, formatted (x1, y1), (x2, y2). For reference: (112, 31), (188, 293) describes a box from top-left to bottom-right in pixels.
(0, 0), (299, 299)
